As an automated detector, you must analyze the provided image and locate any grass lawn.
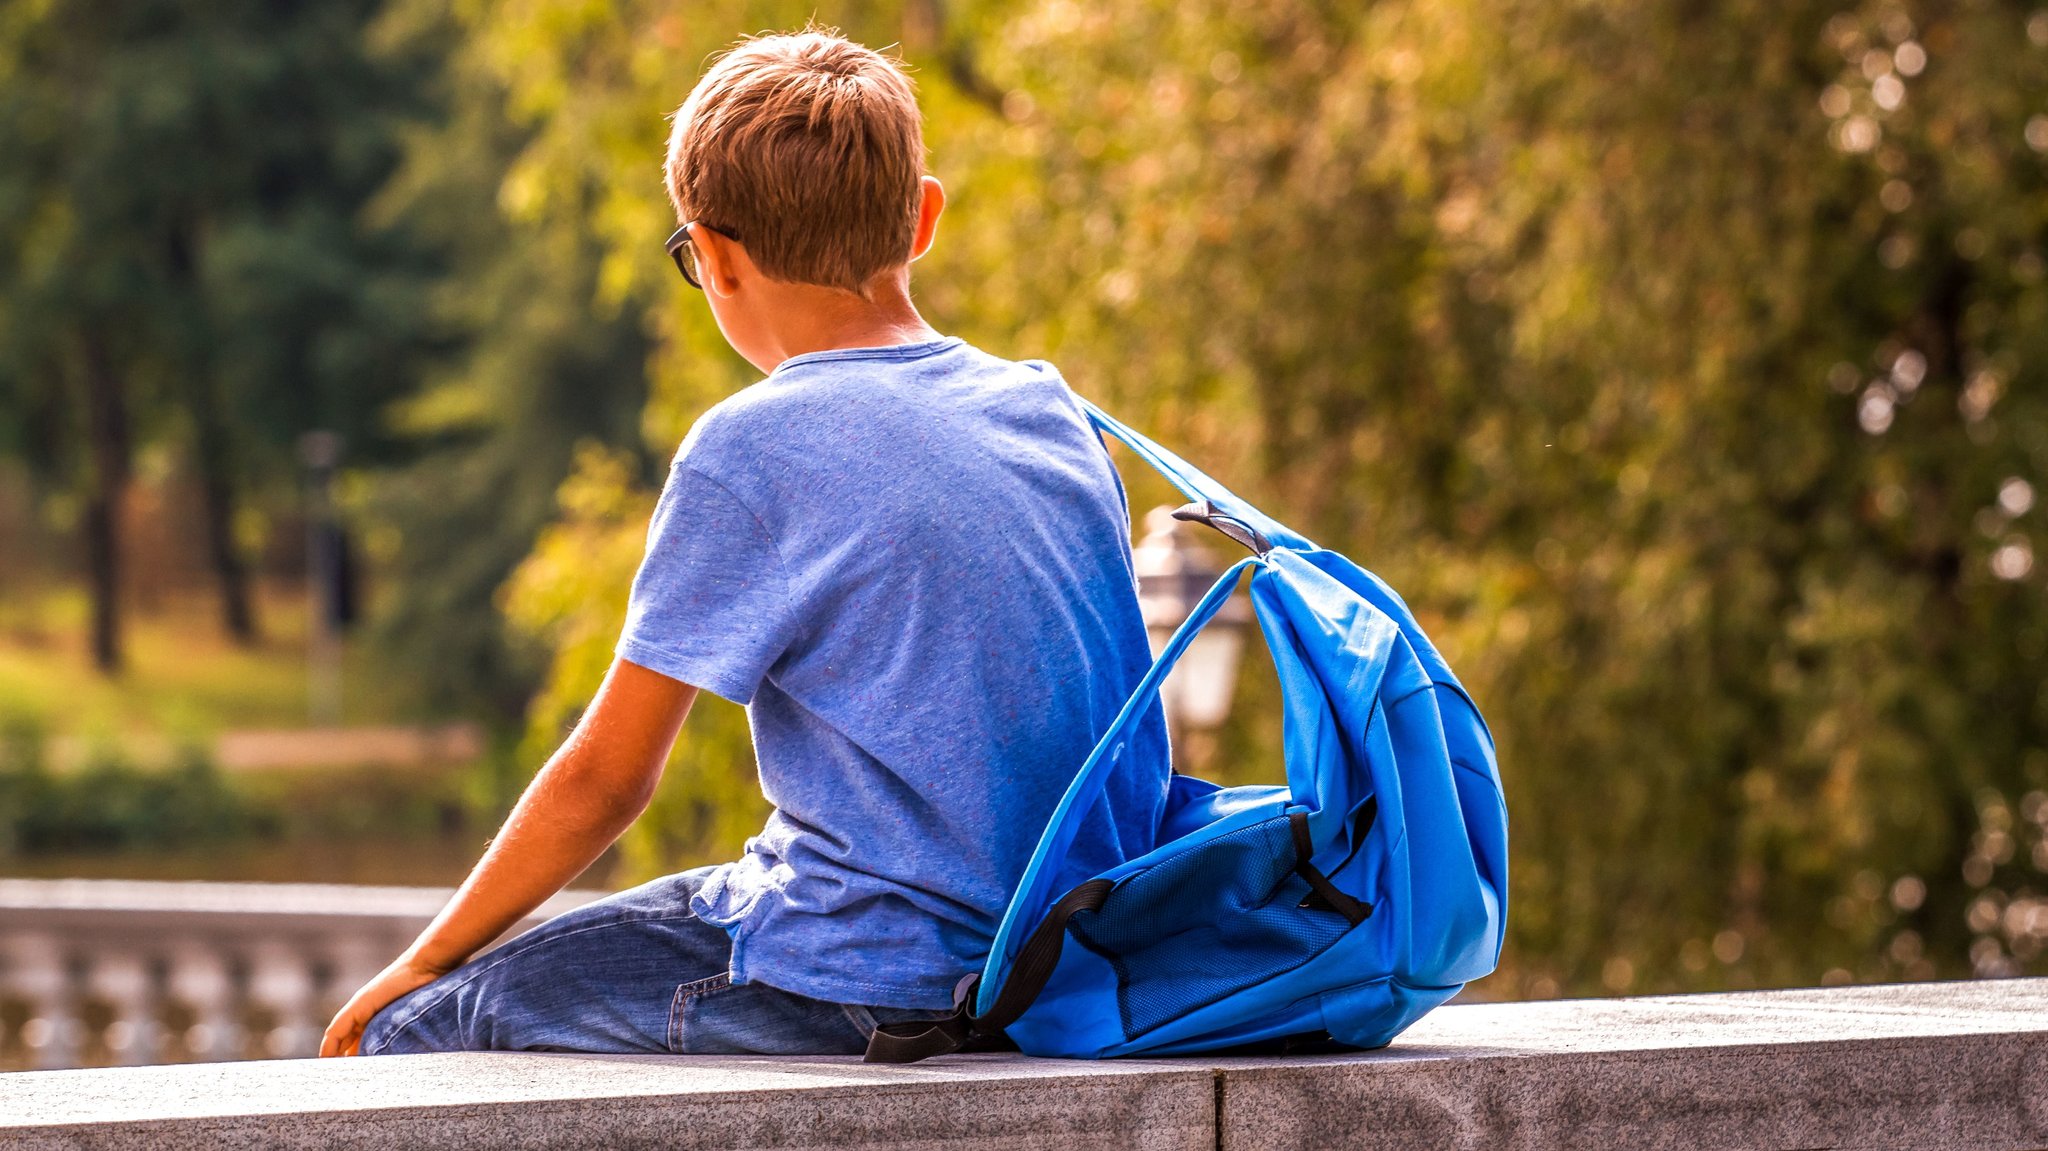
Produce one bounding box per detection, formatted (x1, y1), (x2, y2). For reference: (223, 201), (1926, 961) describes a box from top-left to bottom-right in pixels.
(0, 582), (428, 747)
(0, 581), (633, 889)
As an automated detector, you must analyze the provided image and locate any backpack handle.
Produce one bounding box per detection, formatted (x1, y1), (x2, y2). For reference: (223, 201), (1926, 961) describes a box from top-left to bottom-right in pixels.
(1077, 399), (1313, 555)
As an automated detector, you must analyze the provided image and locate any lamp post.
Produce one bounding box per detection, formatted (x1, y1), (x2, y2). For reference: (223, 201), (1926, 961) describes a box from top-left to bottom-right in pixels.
(298, 431), (343, 726)
(1132, 506), (1251, 768)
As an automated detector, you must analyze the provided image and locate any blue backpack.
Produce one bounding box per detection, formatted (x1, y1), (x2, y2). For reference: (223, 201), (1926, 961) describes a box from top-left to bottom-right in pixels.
(867, 400), (1508, 1062)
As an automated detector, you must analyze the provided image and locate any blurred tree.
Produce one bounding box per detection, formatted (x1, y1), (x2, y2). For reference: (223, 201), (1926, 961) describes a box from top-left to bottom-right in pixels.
(12, 0), (2025, 993)
(930, 0), (2048, 994)
(462, 0), (2048, 994)
(358, 0), (654, 717)
(0, 0), (439, 664)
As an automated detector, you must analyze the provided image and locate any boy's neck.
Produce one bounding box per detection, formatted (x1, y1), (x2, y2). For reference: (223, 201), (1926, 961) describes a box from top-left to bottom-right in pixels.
(755, 269), (942, 371)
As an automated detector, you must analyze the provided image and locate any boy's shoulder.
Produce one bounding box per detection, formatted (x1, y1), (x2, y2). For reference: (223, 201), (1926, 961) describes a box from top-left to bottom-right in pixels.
(676, 340), (1069, 466)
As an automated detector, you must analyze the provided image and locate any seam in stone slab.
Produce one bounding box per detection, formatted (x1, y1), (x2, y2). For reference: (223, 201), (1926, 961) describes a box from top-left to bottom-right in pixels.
(1212, 1067), (1226, 1151)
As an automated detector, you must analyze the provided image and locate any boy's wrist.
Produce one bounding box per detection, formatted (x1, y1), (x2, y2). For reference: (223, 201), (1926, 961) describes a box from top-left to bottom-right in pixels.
(399, 943), (462, 979)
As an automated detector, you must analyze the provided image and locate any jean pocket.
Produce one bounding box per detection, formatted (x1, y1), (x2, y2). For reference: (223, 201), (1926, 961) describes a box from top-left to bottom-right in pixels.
(667, 973), (735, 1051)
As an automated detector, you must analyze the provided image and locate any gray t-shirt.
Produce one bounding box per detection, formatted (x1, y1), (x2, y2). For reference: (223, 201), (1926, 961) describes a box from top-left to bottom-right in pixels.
(616, 336), (1170, 1009)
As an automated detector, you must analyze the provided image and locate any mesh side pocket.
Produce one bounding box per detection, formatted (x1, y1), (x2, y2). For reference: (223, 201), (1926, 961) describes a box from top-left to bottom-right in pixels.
(1069, 815), (1353, 1039)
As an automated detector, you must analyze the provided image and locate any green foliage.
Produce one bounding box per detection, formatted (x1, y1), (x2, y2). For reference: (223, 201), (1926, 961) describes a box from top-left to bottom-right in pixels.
(0, 712), (498, 882)
(0, 0), (447, 659)
(444, 0), (2048, 1000)
(907, 0), (2048, 995)
(499, 445), (768, 883)
(0, 0), (439, 460)
(14, 0), (2048, 1002)
(0, 718), (265, 854)
(360, 0), (653, 713)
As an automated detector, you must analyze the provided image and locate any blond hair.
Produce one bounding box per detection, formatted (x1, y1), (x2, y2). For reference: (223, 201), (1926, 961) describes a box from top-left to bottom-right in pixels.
(665, 28), (925, 296)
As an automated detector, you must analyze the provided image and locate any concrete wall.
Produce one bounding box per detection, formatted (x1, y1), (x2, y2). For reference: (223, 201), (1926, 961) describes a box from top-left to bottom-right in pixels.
(3, 979), (2044, 1150)
(0, 878), (601, 1069)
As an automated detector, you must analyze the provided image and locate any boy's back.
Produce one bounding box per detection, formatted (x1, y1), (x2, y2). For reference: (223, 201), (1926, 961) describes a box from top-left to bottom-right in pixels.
(325, 28), (1169, 1058)
(620, 337), (1169, 1008)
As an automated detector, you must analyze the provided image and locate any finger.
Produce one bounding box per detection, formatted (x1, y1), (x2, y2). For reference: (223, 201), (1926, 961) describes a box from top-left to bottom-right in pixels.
(321, 1009), (359, 1058)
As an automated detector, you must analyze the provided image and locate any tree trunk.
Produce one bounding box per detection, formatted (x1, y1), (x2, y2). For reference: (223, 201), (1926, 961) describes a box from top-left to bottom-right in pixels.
(163, 217), (258, 644)
(78, 332), (130, 674)
(191, 386), (258, 644)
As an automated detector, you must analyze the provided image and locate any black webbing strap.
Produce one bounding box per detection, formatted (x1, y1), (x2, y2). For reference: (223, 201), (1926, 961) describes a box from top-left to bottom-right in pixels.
(1171, 499), (1273, 556)
(860, 1007), (975, 1063)
(1289, 811), (1372, 926)
(864, 877), (1115, 1063)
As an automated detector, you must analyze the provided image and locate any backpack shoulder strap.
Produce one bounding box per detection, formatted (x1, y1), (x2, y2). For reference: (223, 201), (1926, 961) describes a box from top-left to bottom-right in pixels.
(973, 553), (1259, 1023)
(965, 400), (1312, 1025)
(868, 546), (1262, 1062)
(871, 400), (1300, 1058)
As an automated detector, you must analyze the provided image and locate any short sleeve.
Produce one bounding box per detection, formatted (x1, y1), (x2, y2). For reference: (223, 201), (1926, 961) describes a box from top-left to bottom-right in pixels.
(615, 462), (795, 705)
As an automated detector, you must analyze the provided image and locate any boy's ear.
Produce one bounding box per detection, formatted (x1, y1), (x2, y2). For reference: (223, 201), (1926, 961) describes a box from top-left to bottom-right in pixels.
(909, 176), (945, 262)
(691, 223), (745, 297)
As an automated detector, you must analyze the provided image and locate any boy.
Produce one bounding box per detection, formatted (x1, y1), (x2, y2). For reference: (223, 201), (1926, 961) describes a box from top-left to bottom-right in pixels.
(321, 27), (1169, 1058)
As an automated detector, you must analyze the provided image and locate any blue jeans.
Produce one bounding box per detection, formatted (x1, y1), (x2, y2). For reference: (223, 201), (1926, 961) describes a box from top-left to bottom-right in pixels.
(361, 867), (951, 1056)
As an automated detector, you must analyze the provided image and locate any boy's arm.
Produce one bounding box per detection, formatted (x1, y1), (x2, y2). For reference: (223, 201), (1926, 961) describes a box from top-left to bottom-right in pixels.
(320, 657), (698, 1056)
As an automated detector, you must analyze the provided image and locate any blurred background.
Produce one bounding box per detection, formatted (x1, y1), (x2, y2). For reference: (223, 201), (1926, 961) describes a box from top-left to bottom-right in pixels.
(4, 0), (2048, 1069)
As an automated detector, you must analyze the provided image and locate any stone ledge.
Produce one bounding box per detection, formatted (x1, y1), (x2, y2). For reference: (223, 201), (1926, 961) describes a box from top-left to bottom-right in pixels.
(1216, 979), (2048, 1150)
(0, 1053), (1214, 1151)
(4, 979), (2045, 1150)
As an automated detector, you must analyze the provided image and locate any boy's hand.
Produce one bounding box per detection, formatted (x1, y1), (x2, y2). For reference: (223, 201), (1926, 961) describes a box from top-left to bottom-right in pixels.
(319, 954), (449, 1057)
(316, 658), (697, 1058)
